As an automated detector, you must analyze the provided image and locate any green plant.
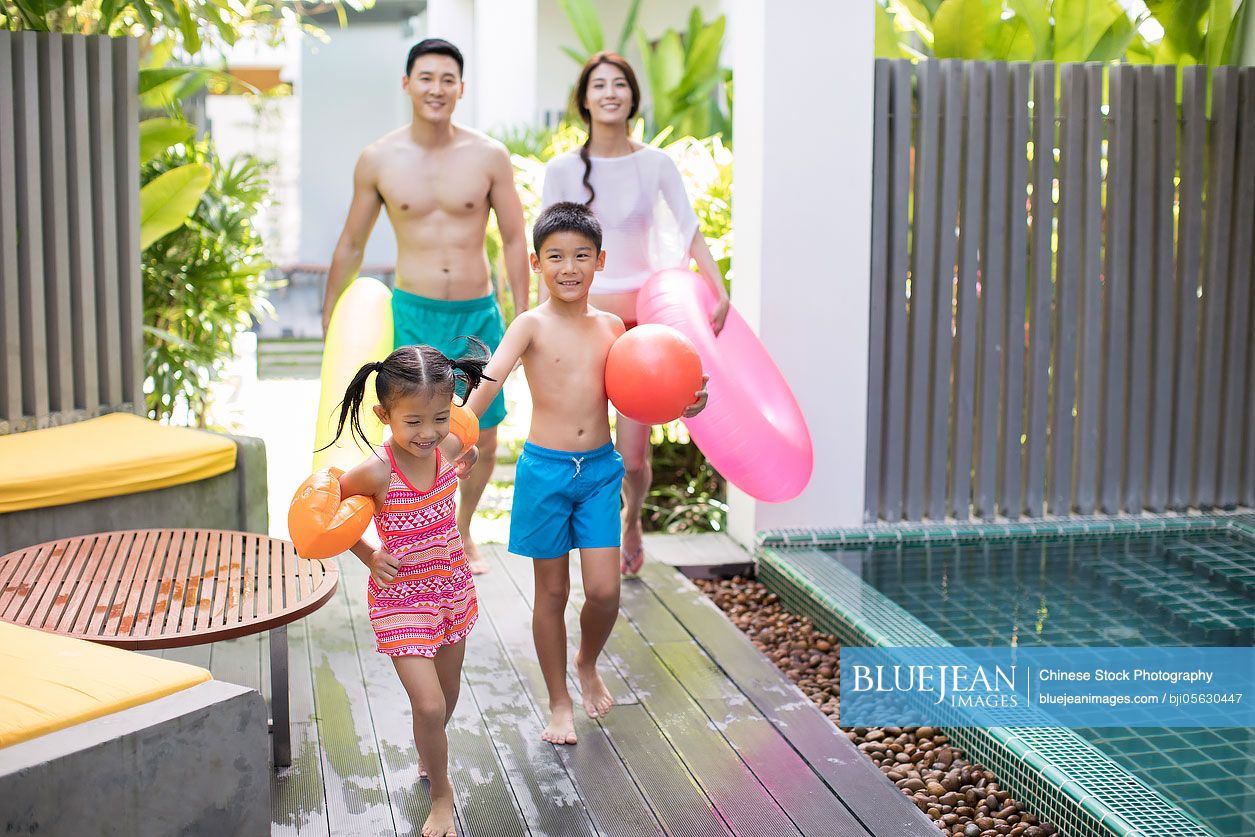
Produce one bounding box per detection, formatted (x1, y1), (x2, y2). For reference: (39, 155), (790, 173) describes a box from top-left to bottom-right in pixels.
(1, 0), (369, 55)
(143, 138), (273, 424)
(875, 0), (1248, 65)
(558, 0), (641, 64)
(635, 8), (731, 141)
(642, 421), (727, 534)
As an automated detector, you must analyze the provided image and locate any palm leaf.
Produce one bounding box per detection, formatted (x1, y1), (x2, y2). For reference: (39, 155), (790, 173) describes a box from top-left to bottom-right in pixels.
(615, 0), (641, 55)
(140, 163), (212, 250)
(558, 0), (604, 55)
(932, 0), (986, 58)
(140, 117), (196, 164)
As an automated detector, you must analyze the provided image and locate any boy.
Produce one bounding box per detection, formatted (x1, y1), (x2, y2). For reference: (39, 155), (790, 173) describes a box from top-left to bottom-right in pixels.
(460, 202), (708, 744)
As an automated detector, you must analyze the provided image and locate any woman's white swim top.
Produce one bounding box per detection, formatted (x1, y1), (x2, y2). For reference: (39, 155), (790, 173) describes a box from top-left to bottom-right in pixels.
(541, 145), (700, 295)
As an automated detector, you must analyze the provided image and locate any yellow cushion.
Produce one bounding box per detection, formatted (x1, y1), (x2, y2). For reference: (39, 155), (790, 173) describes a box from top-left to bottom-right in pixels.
(0, 622), (212, 748)
(0, 412), (236, 513)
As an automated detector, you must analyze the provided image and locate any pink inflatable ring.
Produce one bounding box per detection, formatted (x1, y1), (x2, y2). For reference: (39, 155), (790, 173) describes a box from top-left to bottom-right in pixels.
(636, 269), (813, 502)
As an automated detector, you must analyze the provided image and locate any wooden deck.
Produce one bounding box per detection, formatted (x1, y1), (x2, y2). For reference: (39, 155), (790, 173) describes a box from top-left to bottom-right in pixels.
(147, 540), (934, 837)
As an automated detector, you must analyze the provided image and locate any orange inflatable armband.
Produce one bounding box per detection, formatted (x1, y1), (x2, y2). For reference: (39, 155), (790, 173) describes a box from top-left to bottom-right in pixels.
(451, 403), (479, 453)
(287, 467), (375, 559)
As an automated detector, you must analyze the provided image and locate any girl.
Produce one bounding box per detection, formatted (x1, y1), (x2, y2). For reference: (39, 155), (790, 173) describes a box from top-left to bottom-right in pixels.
(541, 51), (731, 576)
(327, 341), (490, 837)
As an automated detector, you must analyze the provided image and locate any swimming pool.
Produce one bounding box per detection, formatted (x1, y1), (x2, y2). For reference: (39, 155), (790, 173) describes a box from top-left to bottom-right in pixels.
(758, 515), (1255, 837)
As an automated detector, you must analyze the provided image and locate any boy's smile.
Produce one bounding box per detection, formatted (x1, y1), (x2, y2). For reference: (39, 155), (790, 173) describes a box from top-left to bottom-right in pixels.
(532, 231), (606, 302)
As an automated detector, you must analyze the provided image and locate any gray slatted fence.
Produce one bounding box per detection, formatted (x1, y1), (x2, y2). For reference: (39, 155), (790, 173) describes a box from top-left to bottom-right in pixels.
(866, 60), (1255, 522)
(0, 32), (140, 434)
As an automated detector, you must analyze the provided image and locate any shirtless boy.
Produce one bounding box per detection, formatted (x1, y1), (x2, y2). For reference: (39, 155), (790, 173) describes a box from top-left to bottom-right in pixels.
(322, 38), (529, 574)
(461, 203), (708, 744)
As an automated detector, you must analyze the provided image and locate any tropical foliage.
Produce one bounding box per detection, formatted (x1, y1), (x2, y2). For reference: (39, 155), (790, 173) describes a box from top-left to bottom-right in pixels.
(0, 0), (367, 55)
(143, 138), (272, 424)
(556, 0), (731, 144)
(875, 0), (1248, 66)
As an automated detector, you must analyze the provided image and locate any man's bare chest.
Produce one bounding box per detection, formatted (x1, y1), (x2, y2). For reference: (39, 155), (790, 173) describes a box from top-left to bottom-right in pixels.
(376, 155), (491, 219)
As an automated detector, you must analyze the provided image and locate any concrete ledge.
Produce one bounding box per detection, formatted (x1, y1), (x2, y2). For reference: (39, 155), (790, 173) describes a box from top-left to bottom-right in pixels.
(0, 680), (270, 836)
(0, 434), (268, 553)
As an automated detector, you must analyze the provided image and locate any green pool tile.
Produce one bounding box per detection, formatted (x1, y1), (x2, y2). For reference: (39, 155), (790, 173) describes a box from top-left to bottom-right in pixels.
(758, 517), (1253, 837)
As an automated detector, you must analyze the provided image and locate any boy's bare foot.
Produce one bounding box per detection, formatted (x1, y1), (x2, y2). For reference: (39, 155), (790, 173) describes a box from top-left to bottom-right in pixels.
(464, 539), (489, 575)
(576, 659), (614, 719)
(541, 702), (578, 745)
(421, 792), (456, 837)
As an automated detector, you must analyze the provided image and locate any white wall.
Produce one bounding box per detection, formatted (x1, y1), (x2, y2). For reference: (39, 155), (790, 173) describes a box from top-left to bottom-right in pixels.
(727, 0), (874, 543)
(298, 22), (416, 267)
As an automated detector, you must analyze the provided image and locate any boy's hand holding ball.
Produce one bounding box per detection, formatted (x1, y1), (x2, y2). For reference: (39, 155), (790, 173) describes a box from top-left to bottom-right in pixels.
(682, 374), (711, 419)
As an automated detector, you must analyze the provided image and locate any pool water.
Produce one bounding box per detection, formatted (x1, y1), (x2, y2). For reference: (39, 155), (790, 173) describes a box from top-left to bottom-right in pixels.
(847, 530), (1254, 837)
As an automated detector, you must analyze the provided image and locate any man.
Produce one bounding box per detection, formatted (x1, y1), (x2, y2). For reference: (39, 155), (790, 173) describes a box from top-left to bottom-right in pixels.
(322, 38), (529, 574)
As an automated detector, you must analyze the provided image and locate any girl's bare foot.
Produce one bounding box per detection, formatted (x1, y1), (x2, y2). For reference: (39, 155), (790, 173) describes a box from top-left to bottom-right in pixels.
(541, 701), (578, 745)
(576, 660), (614, 719)
(421, 793), (456, 837)
(417, 757), (428, 779)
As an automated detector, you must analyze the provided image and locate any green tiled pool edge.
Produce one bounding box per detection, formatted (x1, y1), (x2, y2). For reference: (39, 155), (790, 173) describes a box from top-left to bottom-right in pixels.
(757, 513), (1255, 837)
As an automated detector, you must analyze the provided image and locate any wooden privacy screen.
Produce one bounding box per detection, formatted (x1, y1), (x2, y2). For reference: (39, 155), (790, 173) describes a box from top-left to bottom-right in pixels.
(0, 32), (141, 434)
(866, 60), (1254, 522)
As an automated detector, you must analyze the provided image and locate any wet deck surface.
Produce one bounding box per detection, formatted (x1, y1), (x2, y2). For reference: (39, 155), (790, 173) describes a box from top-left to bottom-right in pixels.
(151, 539), (934, 836)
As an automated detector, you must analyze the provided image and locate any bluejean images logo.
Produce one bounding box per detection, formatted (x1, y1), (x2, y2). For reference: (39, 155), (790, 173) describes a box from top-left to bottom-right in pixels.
(840, 647), (1254, 728)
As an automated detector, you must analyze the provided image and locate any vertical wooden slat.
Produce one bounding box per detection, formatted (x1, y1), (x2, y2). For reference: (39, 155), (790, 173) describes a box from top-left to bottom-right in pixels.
(37, 33), (74, 415)
(1025, 63), (1056, 518)
(1245, 265), (1255, 507)
(1101, 65), (1135, 514)
(64, 36), (99, 413)
(1218, 68), (1255, 507)
(1146, 65), (1179, 512)
(975, 63), (1009, 520)
(88, 35), (122, 409)
(927, 60), (964, 519)
(114, 37), (143, 414)
(865, 59), (890, 522)
(1196, 68), (1239, 508)
(1171, 67), (1207, 509)
(1125, 68), (1157, 512)
(906, 60), (942, 521)
(1001, 63), (1031, 520)
(13, 32), (49, 422)
(1073, 64), (1105, 515)
(1050, 63), (1085, 514)
(951, 61), (987, 519)
(0, 34), (22, 425)
(883, 62), (913, 522)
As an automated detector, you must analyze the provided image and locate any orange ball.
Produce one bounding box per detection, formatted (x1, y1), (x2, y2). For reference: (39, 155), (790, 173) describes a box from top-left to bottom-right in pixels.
(605, 324), (703, 425)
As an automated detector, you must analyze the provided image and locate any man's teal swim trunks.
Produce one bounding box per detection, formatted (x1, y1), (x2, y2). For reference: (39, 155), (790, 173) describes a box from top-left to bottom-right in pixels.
(391, 288), (508, 429)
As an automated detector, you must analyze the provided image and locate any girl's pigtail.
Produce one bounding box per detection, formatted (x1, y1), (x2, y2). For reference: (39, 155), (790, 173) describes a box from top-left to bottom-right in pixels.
(450, 336), (494, 403)
(318, 360), (381, 454)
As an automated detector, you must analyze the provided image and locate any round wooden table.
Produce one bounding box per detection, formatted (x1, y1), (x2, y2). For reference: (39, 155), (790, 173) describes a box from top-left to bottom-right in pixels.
(0, 528), (339, 767)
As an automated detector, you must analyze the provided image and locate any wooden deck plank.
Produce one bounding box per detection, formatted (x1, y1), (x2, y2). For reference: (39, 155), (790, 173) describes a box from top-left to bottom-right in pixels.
(272, 616), (330, 837)
(336, 557), (439, 836)
(652, 639), (874, 837)
(461, 613), (599, 836)
(603, 626), (804, 837)
(303, 576), (394, 835)
(637, 560), (937, 837)
(480, 547), (666, 837)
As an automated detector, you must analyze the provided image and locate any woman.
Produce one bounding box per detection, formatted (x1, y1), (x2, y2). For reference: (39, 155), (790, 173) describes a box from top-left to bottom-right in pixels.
(541, 51), (730, 576)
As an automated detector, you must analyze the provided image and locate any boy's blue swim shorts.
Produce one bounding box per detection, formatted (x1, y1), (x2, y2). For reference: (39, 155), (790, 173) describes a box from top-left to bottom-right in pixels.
(509, 441), (624, 559)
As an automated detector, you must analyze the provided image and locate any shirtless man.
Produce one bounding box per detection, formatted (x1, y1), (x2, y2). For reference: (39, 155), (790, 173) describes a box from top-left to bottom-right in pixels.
(462, 203), (708, 745)
(322, 38), (529, 575)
